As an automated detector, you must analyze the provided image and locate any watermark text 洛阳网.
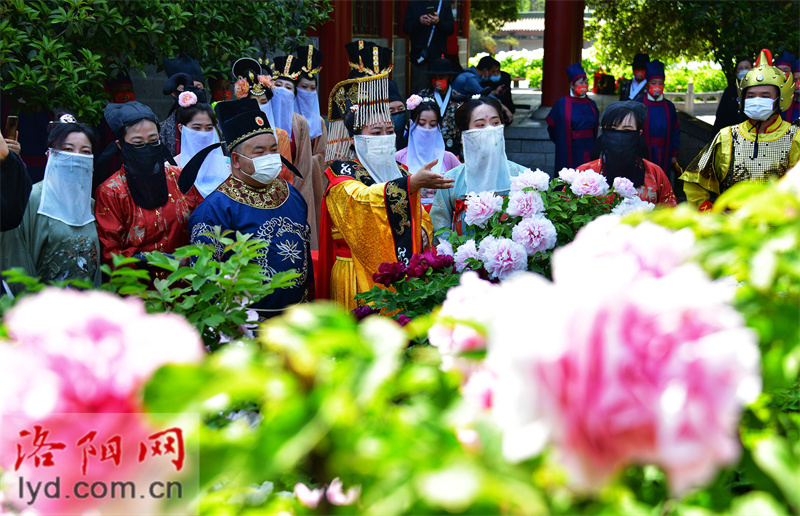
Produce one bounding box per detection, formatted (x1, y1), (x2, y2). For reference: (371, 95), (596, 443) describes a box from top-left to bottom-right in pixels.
(18, 477), (183, 505)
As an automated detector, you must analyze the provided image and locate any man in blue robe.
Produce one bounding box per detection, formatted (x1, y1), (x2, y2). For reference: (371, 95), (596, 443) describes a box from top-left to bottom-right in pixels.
(546, 62), (599, 171)
(189, 98), (313, 318)
(637, 59), (680, 182)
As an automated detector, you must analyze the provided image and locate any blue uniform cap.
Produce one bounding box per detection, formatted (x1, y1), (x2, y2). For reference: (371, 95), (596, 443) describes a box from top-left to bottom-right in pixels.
(645, 60), (665, 81)
(566, 62), (586, 83)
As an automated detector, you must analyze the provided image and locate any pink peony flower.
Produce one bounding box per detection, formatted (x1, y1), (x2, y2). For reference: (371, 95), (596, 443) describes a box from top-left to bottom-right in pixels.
(428, 272), (496, 363)
(0, 289), (204, 514)
(612, 196), (655, 216)
(257, 74), (274, 88)
(511, 168), (551, 193)
(511, 216), (557, 256)
(486, 222), (760, 494)
(478, 236), (528, 280)
(463, 191), (503, 228)
(612, 176), (638, 199)
(326, 478), (361, 506)
(178, 90), (198, 108)
(437, 240), (454, 257)
(406, 94), (423, 110)
(553, 217), (694, 289)
(372, 261), (408, 285)
(352, 304), (380, 320)
(570, 169), (609, 196)
(234, 78), (250, 99)
(294, 483), (325, 509)
(453, 239), (480, 272)
(462, 368), (497, 411)
(506, 189), (544, 218)
(431, 251), (454, 271)
(406, 252), (432, 279)
(558, 168), (579, 184)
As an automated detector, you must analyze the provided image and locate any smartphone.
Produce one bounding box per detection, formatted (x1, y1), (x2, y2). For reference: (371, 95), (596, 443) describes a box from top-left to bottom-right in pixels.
(5, 115), (18, 137)
(426, 5), (436, 15)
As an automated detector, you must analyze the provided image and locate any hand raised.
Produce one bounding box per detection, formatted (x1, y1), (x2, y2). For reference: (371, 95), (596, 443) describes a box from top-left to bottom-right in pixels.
(408, 159), (455, 192)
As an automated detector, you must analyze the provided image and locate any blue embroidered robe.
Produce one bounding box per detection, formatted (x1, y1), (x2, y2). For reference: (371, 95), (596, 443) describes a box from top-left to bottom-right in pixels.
(189, 175), (312, 311)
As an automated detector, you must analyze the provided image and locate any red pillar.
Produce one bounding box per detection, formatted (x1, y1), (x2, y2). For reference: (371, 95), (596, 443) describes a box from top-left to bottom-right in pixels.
(541, 0), (584, 108)
(317, 0), (353, 117)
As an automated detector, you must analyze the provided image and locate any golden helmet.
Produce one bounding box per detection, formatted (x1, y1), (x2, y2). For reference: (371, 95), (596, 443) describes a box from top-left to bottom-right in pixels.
(737, 48), (795, 112)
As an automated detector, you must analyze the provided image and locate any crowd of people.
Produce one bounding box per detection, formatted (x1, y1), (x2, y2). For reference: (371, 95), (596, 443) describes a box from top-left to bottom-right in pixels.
(1, 11), (799, 318)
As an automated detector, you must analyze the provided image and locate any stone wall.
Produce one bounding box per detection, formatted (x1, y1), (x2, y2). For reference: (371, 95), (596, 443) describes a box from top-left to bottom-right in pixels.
(504, 121), (555, 175)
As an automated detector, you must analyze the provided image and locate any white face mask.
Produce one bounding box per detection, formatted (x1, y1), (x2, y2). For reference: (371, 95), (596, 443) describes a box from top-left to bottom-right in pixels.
(38, 149), (95, 226)
(461, 124), (511, 194)
(353, 134), (402, 183)
(736, 69), (750, 81)
(238, 152), (282, 185)
(744, 97), (776, 121)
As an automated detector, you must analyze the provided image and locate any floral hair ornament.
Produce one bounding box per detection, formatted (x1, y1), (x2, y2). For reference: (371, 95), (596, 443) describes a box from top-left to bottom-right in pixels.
(178, 91), (198, 108)
(350, 103), (359, 113)
(234, 78), (250, 99)
(472, 94), (482, 100)
(406, 94), (423, 111)
(58, 113), (77, 124)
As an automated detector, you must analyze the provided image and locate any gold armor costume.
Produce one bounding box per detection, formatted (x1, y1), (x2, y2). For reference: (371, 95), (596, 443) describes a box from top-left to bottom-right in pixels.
(681, 48), (798, 208)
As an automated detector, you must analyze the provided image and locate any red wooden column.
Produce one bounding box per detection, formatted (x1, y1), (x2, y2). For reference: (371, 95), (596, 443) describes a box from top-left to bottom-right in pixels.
(541, 0), (585, 108)
(317, 0), (353, 117)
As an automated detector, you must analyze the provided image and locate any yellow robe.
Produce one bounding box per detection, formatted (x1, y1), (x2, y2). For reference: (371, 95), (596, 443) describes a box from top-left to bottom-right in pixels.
(680, 117), (800, 207)
(321, 159), (433, 311)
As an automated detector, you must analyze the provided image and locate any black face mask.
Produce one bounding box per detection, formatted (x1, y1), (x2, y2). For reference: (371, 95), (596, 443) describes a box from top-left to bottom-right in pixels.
(392, 111), (408, 150)
(600, 129), (645, 187)
(119, 140), (170, 209)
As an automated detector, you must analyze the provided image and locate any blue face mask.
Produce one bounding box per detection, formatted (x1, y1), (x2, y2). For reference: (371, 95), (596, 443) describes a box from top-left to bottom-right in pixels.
(736, 69), (749, 81)
(489, 74), (501, 83)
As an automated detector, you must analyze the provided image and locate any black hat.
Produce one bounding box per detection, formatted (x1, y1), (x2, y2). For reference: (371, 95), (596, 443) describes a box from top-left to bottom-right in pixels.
(104, 101), (159, 138)
(271, 55), (303, 81)
(232, 57), (274, 99)
(295, 45), (324, 79)
(602, 101), (648, 127)
(163, 52), (204, 83)
(631, 53), (650, 68)
(388, 80), (403, 103)
(162, 73), (208, 103)
(357, 44), (393, 77)
(345, 41), (375, 71)
(215, 98), (273, 151)
(425, 57), (458, 75)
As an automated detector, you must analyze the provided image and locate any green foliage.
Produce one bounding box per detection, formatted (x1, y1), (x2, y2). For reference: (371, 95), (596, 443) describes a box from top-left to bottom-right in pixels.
(143, 308), (548, 515)
(0, 0), (331, 122)
(585, 0), (800, 83)
(469, 0), (519, 33)
(626, 178), (800, 515)
(665, 66), (727, 94)
(2, 229), (300, 350)
(355, 262), (462, 321)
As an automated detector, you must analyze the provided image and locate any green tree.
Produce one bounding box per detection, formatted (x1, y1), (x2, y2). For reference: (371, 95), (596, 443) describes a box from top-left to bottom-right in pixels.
(585, 0), (800, 83)
(470, 0), (519, 33)
(0, 0), (331, 123)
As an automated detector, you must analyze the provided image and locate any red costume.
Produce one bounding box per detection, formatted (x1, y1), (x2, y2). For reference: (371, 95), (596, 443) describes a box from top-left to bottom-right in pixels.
(578, 158), (677, 207)
(94, 164), (202, 264)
